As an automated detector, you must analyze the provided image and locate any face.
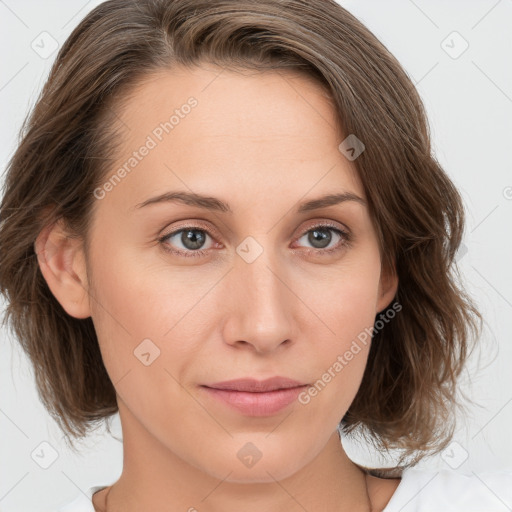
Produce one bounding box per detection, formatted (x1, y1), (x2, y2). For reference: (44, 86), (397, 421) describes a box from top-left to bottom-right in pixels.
(42, 64), (397, 484)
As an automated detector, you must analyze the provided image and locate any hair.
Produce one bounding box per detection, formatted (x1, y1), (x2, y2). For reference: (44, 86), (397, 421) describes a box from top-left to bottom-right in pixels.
(0, 0), (482, 473)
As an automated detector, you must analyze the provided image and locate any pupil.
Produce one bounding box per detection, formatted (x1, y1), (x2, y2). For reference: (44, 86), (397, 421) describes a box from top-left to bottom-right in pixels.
(183, 230), (205, 250)
(309, 228), (331, 249)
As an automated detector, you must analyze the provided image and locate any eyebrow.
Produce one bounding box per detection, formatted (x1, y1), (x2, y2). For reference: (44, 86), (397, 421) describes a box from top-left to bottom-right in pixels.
(133, 190), (366, 213)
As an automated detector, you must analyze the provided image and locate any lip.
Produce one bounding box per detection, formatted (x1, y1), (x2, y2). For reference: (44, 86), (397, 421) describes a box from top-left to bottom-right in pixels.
(200, 377), (309, 416)
(204, 377), (306, 392)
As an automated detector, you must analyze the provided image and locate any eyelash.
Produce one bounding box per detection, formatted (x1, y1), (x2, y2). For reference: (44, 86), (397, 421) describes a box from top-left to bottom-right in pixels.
(157, 222), (351, 259)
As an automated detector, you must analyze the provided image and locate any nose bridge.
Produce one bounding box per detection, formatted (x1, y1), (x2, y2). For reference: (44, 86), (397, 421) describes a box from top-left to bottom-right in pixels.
(224, 239), (295, 352)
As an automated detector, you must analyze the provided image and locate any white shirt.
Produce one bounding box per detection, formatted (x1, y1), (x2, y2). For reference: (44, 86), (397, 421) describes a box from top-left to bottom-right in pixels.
(56, 468), (512, 511)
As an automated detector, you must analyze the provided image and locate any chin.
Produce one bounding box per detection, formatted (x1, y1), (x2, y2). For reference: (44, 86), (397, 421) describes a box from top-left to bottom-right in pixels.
(196, 447), (306, 484)
(220, 462), (303, 484)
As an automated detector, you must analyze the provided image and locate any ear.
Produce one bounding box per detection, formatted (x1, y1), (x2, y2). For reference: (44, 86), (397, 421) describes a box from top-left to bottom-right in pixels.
(376, 261), (398, 314)
(34, 219), (91, 319)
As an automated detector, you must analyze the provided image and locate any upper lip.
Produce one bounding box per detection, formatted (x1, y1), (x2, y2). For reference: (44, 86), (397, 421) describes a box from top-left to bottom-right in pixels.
(203, 377), (308, 392)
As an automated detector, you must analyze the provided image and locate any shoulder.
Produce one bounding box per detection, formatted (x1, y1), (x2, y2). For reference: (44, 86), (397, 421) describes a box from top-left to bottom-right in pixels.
(380, 467), (512, 512)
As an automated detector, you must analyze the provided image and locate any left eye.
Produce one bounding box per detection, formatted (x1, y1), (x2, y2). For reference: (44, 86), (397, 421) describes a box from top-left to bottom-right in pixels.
(158, 224), (350, 258)
(159, 227), (214, 257)
(295, 225), (348, 251)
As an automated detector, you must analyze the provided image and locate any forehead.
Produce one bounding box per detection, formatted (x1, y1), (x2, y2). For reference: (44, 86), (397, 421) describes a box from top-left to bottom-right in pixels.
(120, 64), (338, 129)
(101, 64), (363, 210)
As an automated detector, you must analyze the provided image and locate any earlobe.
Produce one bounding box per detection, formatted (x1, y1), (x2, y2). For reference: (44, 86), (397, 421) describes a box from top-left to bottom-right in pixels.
(376, 263), (399, 314)
(34, 219), (91, 319)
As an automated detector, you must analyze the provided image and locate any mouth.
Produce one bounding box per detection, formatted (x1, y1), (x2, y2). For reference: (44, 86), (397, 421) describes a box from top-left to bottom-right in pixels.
(202, 376), (308, 392)
(200, 377), (309, 416)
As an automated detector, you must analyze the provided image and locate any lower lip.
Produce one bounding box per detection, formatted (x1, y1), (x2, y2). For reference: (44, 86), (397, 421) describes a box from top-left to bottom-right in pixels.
(200, 385), (308, 416)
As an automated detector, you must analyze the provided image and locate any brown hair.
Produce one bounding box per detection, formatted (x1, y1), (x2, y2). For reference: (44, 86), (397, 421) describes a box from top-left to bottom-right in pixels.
(0, 0), (481, 470)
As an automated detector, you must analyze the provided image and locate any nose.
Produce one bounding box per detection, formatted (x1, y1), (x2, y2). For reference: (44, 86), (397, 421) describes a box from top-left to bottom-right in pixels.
(221, 245), (297, 354)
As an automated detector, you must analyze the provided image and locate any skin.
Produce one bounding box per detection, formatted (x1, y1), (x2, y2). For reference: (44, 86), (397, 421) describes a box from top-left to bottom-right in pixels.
(36, 64), (400, 511)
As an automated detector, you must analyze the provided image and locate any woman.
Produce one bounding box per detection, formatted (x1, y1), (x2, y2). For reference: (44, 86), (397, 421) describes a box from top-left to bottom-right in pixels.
(0, 1), (510, 511)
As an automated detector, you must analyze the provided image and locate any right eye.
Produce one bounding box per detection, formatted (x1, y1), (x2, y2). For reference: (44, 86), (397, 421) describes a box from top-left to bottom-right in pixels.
(158, 226), (217, 258)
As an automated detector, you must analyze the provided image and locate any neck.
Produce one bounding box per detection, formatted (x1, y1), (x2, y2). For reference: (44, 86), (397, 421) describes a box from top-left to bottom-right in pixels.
(102, 401), (371, 512)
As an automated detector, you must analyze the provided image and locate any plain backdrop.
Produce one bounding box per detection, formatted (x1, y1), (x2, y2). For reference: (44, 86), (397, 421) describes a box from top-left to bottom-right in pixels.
(0, 1), (511, 510)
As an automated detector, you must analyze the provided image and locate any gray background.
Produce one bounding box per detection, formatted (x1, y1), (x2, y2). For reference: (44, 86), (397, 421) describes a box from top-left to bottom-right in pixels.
(1, 0), (511, 510)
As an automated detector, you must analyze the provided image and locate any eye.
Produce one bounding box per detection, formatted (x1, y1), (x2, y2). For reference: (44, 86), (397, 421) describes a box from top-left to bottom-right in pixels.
(158, 226), (215, 258)
(158, 221), (351, 259)
(294, 223), (351, 254)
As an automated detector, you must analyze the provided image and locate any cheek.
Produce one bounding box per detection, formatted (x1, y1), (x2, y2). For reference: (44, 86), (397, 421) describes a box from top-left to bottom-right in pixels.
(87, 236), (229, 395)
(87, 250), (203, 434)
(304, 252), (382, 343)
(86, 240), (186, 379)
(296, 257), (381, 412)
